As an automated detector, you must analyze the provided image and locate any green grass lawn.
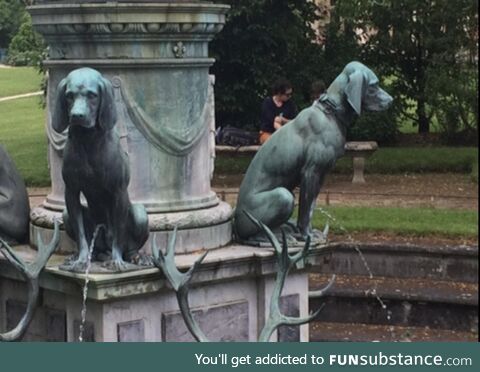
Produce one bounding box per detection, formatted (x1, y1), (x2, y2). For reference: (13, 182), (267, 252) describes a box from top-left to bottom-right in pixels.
(0, 96), (49, 186)
(0, 67), (43, 98)
(335, 146), (478, 174)
(216, 147), (478, 176)
(312, 206), (478, 239)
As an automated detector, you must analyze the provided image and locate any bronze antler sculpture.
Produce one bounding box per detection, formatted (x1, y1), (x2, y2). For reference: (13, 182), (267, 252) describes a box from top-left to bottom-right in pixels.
(152, 211), (335, 342)
(152, 226), (209, 342)
(0, 221), (60, 341)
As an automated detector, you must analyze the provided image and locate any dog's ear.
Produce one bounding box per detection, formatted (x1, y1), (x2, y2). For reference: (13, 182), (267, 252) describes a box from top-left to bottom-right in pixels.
(51, 78), (69, 133)
(345, 70), (365, 116)
(98, 76), (118, 130)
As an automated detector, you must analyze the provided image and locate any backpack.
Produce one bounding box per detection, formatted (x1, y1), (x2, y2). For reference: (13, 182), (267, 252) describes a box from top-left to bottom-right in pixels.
(216, 126), (259, 147)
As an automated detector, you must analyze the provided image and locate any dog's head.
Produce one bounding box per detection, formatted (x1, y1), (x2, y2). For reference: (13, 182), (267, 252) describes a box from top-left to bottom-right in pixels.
(340, 61), (393, 116)
(52, 67), (117, 133)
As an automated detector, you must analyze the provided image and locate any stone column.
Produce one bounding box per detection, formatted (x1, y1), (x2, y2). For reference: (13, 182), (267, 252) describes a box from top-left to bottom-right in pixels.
(29, 1), (232, 254)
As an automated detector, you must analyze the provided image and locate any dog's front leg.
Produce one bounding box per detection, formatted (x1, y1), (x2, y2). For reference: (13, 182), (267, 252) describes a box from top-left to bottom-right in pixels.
(104, 192), (130, 271)
(64, 188), (90, 271)
(297, 170), (324, 239)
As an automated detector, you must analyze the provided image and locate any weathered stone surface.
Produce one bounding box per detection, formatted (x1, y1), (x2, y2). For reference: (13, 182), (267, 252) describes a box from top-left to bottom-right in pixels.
(6, 300), (66, 341)
(117, 320), (145, 342)
(162, 301), (249, 342)
(278, 295), (300, 342)
(308, 242), (479, 283)
(1, 243), (311, 342)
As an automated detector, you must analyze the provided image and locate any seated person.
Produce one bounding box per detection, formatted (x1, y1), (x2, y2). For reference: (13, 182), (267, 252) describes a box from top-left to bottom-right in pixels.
(259, 78), (297, 144)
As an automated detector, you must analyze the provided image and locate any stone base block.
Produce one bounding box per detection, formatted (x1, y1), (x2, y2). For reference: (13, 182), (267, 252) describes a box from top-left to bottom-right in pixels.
(0, 244), (313, 342)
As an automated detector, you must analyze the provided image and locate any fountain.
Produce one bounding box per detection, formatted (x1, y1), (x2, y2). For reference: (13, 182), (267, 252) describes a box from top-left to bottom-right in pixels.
(29, 0), (232, 253)
(0, 0), (318, 342)
(3, 1), (474, 344)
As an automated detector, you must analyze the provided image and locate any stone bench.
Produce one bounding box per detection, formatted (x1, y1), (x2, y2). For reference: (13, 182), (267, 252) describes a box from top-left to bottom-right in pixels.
(215, 141), (378, 184)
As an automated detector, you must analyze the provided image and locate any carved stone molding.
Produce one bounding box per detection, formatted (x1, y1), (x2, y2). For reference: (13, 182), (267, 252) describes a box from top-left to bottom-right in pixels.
(173, 41), (187, 58)
(30, 201), (233, 231)
(29, 3), (228, 38)
(34, 22), (225, 36)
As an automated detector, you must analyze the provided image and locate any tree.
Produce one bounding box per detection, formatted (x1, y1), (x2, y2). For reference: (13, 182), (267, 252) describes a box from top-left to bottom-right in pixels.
(0, 0), (26, 49)
(334, 0), (478, 134)
(7, 13), (45, 66)
(210, 0), (325, 128)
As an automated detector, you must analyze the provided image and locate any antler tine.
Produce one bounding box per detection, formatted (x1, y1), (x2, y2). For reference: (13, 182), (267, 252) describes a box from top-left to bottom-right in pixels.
(152, 230), (181, 291)
(289, 234), (311, 266)
(151, 232), (162, 261)
(184, 251), (208, 283)
(243, 216), (326, 341)
(280, 304), (325, 326)
(151, 229), (210, 342)
(309, 274), (336, 298)
(30, 220), (60, 276)
(243, 210), (282, 254)
(0, 238), (28, 275)
(0, 222), (60, 342)
(165, 225), (178, 259)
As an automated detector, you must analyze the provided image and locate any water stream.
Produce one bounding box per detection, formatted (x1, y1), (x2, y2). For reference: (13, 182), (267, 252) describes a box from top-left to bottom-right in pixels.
(316, 207), (389, 315)
(78, 225), (104, 342)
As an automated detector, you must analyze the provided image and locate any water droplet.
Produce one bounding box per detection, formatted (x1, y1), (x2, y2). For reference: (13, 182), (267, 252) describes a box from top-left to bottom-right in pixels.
(78, 225), (103, 342)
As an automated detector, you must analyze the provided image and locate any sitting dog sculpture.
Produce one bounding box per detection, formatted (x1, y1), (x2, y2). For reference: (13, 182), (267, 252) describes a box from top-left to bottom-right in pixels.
(234, 62), (393, 243)
(52, 67), (149, 272)
(0, 145), (30, 244)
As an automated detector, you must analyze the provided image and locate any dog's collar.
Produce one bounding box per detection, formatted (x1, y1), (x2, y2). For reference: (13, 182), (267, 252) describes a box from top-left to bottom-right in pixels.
(316, 93), (350, 130)
(316, 93), (338, 115)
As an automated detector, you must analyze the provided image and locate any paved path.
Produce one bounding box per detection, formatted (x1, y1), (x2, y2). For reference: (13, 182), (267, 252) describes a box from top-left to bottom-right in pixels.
(0, 91), (43, 102)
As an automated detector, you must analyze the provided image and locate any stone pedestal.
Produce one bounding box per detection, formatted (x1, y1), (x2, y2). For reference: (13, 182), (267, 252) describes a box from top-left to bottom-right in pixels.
(344, 141), (378, 184)
(28, 1), (232, 253)
(0, 245), (315, 342)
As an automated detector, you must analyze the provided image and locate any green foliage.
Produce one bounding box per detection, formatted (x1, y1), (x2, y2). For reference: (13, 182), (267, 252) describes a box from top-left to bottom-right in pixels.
(334, 0), (479, 135)
(347, 109), (398, 145)
(7, 13), (45, 67)
(428, 66), (478, 145)
(210, 0), (325, 128)
(320, 6), (361, 84)
(312, 206), (478, 238)
(0, 0), (26, 49)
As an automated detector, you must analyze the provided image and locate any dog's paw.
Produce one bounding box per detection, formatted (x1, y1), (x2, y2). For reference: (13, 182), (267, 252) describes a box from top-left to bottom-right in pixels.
(128, 253), (154, 267)
(60, 258), (89, 273)
(101, 259), (133, 272)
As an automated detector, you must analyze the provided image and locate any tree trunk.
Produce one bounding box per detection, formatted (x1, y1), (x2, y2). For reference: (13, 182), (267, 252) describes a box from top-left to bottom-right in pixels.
(417, 98), (430, 134)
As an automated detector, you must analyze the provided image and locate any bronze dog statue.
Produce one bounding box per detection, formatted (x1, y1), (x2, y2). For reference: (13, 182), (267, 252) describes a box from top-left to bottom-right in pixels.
(234, 62), (393, 244)
(0, 145), (30, 244)
(52, 67), (149, 272)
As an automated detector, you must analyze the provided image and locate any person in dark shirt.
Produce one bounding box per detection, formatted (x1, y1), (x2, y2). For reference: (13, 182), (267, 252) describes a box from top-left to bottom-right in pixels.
(259, 78), (297, 144)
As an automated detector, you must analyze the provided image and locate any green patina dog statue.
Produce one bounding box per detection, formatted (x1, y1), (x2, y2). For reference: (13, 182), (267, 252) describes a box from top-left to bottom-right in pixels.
(0, 145), (30, 244)
(52, 68), (149, 272)
(234, 62), (393, 245)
